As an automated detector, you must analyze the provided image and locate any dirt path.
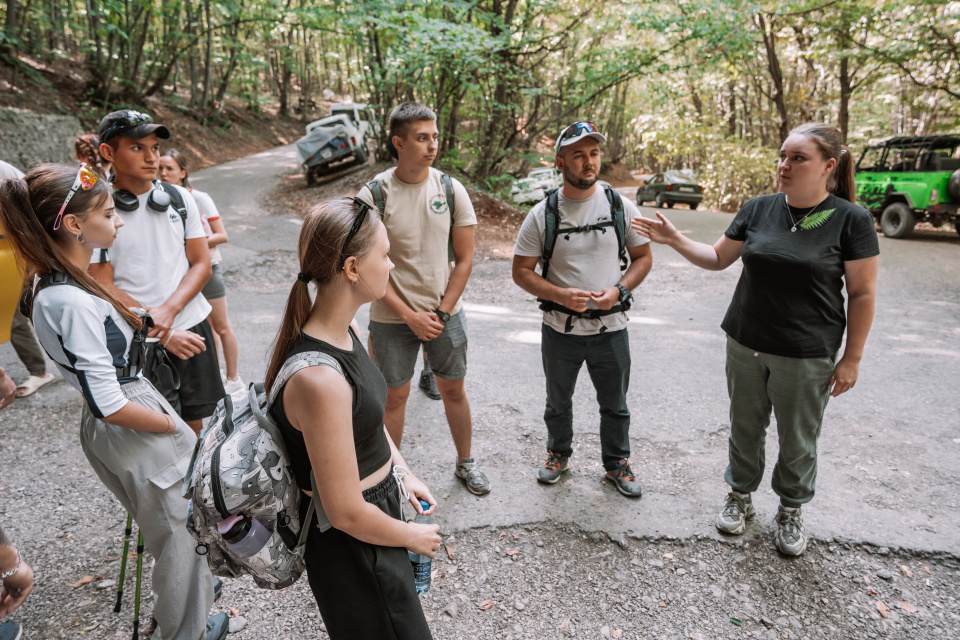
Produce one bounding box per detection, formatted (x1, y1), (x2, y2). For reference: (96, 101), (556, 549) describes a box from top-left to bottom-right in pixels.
(2, 145), (959, 639)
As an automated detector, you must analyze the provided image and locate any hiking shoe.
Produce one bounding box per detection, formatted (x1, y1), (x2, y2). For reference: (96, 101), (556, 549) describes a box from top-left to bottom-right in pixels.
(418, 370), (441, 400)
(716, 491), (756, 535)
(605, 459), (642, 498)
(205, 612), (229, 640)
(775, 505), (807, 556)
(537, 450), (570, 484)
(455, 457), (491, 495)
(0, 620), (22, 640)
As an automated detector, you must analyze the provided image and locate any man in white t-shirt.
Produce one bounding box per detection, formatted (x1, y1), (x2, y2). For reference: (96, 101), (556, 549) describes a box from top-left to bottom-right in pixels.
(513, 122), (653, 498)
(88, 110), (225, 434)
(356, 102), (490, 496)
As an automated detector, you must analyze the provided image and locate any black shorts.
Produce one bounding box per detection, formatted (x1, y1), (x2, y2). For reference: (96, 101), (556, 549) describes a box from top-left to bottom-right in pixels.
(299, 472), (432, 640)
(143, 319), (225, 421)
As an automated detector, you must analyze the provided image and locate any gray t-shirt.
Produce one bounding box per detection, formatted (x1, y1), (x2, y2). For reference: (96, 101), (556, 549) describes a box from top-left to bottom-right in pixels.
(513, 187), (649, 335)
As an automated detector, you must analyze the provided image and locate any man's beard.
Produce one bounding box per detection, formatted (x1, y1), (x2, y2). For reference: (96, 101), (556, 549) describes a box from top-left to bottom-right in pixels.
(562, 166), (598, 190)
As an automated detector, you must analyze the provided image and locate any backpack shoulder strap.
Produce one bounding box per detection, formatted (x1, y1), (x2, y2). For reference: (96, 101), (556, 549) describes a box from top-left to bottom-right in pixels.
(541, 189), (561, 281)
(441, 173), (456, 262)
(267, 351), (345, 408)
(603, 184), (628, 272)
(366, 179), (386, 216)
(159, 182), (189, 241)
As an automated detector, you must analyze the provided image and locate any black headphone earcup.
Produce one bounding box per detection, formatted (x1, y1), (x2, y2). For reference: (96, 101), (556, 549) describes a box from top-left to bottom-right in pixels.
(113, 190), (139, 212)
(148, 189), (172, 212)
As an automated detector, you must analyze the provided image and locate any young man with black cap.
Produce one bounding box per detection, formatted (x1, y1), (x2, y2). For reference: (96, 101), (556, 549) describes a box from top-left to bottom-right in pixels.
(512, 122), (653, 498)
(89, 110), (225, 435)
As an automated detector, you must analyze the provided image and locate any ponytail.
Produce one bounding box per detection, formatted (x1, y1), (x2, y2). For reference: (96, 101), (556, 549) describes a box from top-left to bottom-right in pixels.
(264, 278), (313, 394)
(0, 165), (141, 330)
(833, 147), (856, 203)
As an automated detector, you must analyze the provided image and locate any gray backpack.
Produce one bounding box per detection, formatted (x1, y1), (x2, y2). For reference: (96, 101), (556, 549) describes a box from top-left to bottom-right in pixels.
(182, 351), (342, 589)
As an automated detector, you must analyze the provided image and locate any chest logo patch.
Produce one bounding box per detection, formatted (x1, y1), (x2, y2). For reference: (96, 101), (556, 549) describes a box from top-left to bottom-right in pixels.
(429, 194), (449, 216)
(798, 208), (835, 231)
(168, 212), (180, 223)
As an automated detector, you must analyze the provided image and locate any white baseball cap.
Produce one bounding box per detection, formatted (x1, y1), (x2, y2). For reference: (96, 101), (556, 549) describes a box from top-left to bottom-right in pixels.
(554, 121), (607, 157)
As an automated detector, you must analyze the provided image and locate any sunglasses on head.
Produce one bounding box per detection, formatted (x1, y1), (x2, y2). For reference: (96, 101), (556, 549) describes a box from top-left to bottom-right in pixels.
(53, 163), (99, 231)
(559, 122), (600, 143)
(339, 197), (376, 268)
(101, 111), (153, 144)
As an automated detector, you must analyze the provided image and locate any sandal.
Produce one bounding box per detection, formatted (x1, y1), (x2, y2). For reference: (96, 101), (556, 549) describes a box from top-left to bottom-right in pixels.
(15, 373), (55, 397)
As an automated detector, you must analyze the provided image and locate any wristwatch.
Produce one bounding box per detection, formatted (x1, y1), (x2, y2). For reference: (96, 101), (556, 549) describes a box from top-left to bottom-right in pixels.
(435, 309), (451, 323)
(615, 284), (633, 307)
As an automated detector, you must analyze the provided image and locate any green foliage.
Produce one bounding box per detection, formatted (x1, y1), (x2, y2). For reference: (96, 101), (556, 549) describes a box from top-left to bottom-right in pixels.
(799, 208), (835, 230)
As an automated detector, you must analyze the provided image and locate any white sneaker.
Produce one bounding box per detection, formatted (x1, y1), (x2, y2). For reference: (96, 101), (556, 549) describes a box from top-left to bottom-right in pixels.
(223, 377), (246, 396)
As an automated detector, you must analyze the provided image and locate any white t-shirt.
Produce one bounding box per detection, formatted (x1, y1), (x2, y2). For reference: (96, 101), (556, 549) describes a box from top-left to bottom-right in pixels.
(357, 167), (477, 323)
(91, 184), (211, 330)
(513, 187), (649, 336)
(190, 188), (222, 265)
(33, 282), (136, 418)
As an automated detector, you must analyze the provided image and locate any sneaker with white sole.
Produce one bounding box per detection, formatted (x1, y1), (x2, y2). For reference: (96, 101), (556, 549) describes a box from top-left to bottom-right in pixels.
(716, 491), (756, 535)
(605, 459), (642, 498)
(223, 377), (246, 396)
(774, 505), (807, 556)
(537, 450), (570, 484)
(455, 457), (491, 495)
(0, 620), (22, 640)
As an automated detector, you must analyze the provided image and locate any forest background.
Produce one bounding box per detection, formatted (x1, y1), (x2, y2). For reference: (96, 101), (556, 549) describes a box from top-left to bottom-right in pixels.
(1, 0), (958, 211)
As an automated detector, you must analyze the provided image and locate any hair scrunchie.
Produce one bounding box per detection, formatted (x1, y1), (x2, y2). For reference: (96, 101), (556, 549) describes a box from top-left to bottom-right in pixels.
(296, 272), (310, 283)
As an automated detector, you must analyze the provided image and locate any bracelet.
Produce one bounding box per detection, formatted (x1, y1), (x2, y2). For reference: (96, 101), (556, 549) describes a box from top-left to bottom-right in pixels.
(163, 330), (176, 348)
(0, 549), (21, 580)
(161, 414), (174, 435)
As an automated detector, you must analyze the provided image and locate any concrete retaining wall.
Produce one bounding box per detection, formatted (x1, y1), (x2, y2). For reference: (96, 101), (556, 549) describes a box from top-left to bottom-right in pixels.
(0, 108), (85, 172)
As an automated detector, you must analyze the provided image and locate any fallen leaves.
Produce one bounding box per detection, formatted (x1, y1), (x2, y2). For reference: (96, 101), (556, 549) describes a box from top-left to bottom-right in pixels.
(478, 599), (495, 611)
(898, 601), (918, 613)
(662, 553), (674, 560)
(506, 549), (520, 556)
(877, 600), (890, 618)
(900, 565), (913, 578)
(730, 617), (743, 626)
(445, 545), (455, 561)
(924, 566), (931, 574)
(228, 607), (241, 618)
(558, 618), (569, 630)
(612, 629), (623, 638)
(68, 576), (94, 588)
(80, 622), (100, 633)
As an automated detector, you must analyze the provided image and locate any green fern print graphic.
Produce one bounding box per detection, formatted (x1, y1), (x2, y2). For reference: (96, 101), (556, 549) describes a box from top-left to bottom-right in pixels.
(799, 208), (835, 230)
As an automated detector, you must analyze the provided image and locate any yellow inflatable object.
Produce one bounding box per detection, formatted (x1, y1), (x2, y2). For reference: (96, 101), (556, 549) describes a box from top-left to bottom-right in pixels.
(0, 231), (24, 343)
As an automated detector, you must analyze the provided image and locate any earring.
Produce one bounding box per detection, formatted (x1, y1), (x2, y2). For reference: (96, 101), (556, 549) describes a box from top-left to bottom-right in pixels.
(352, 279), (358, 294)
(77, 233), (85, 244)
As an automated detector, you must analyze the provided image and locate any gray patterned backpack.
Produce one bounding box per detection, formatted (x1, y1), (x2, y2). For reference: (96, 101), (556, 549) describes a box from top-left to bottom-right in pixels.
(182, 352), (342, 589)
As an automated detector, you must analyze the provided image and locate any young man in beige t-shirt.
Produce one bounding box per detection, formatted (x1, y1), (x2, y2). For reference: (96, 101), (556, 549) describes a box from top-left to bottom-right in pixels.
(357, 102), (490, 496)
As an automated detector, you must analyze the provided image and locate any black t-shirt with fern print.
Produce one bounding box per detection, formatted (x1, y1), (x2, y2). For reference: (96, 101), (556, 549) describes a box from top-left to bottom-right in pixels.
(721, 193), (879, 358)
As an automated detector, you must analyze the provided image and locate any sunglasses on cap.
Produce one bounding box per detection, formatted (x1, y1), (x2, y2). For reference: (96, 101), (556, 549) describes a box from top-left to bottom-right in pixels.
(338, 197), (378, 268)
(53, 163), (99, 231)
(555, 121), (600, 154)
(101, 110), (153, 144)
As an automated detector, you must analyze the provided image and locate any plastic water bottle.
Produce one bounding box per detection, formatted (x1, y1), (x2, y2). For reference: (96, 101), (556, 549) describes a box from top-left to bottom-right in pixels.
(408, 500), (432, 594)
(218, 514), (271, 558)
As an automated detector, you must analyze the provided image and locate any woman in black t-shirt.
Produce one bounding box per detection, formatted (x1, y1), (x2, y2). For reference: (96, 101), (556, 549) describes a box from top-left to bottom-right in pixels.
(264, 198), (440, 639)
(633, 123), (879, 556)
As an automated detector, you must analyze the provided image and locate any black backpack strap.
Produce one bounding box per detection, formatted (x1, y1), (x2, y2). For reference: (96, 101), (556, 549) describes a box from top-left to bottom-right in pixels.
(367, 179), (386, 216)
(441, 173), (456, 262)
(603, 184), (628, 272)
(541, 189), (561, 281)
(158, 182), (188, 243)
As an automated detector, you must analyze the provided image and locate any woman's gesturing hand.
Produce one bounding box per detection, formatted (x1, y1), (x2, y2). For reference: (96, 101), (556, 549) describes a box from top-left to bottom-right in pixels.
(631, 212), (681, 245)
(829, 356), (859, 397)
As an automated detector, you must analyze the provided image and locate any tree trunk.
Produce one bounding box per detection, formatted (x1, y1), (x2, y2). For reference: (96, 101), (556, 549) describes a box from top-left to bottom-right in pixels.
(838, 56), (850, 142)
(200, 0), (213, 114)
(2, 0), (19, 55)
(756, 13), (789, 144)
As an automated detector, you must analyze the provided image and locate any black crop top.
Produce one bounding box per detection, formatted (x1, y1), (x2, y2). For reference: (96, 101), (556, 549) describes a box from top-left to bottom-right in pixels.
(271, 328), (392, 488)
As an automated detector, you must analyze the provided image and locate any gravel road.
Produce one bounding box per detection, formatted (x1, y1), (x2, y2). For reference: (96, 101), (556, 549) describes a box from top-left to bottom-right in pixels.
(1, 145), (958, 639)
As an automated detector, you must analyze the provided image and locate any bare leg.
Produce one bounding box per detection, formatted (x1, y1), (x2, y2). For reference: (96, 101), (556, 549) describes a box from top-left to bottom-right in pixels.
(186, 419), (202, 436)
(384, 382), (411, 448)
(434, 376), (472, 462)
(207, 297), (239, 380)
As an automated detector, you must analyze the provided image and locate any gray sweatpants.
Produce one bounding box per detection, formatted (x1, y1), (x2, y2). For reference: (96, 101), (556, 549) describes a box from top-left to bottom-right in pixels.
(79, 378), (213, 640)
(724, 336), (836, 508)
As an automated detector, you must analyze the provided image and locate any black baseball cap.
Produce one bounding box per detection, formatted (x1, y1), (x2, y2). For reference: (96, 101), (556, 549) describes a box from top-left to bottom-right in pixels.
(98, 110), (170, 144)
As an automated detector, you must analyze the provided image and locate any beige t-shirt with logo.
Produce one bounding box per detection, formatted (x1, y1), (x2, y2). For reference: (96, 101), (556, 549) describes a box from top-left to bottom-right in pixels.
(357, 167), (477, 324)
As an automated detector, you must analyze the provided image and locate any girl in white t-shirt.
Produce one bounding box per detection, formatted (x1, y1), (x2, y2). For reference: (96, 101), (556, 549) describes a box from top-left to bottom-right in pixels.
(0, 164), (227, 640)
(158, 150), (244, 395)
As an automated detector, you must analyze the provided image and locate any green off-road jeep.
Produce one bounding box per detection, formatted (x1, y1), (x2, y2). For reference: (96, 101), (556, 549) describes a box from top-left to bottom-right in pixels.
(855, 134), (960, 238)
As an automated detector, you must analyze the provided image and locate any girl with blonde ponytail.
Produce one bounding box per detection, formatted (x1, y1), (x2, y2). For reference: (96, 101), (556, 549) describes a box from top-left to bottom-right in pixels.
(266, 198), (439, 639)
(0, 164), (227, 640)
